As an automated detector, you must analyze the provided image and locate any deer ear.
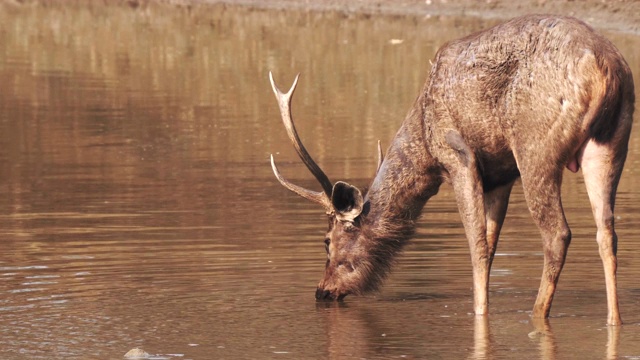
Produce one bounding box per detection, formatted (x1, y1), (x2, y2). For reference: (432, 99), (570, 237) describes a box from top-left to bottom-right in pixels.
(331, 181), (364, 222)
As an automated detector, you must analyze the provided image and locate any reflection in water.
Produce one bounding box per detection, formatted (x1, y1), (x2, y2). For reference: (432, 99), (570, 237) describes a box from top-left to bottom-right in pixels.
(529, 318), (558, 360)
(320, 302), (372, 360)
(0, 2), (639, 359)
(471, 316), (491, 360)
(606, 325), (620, 360)
(528, 317), (623, 360)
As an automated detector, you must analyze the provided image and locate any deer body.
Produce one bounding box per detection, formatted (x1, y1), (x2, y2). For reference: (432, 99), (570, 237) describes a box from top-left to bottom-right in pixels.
(270, 15), (634, 325)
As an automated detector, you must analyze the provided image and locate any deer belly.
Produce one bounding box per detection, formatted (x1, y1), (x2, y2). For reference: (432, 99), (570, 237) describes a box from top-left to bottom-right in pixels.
(480, 154), (520, 192)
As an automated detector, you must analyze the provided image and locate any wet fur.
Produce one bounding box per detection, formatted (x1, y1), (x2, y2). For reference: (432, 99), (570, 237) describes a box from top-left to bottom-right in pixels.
(276, 15), (634, 324)
(356, 214), (416, 294)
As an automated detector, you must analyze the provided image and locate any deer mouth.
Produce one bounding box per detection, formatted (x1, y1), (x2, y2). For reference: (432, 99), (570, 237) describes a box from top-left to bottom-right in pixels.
(315, 288), (348, 301)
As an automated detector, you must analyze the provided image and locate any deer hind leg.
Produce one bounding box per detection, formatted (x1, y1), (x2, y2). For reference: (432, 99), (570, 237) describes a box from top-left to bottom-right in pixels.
(580, 135), (629, 326)
(484, 181), (515, 273)
(519, 166), (571, 320)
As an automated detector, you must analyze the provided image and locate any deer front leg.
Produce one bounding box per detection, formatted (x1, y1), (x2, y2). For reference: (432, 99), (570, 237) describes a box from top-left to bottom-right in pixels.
(445, 131), (490, 315)
(453, 175), (490, 315)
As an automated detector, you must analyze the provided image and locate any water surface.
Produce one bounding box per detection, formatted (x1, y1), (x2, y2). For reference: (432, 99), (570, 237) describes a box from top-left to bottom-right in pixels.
(0, 3), (639, 359)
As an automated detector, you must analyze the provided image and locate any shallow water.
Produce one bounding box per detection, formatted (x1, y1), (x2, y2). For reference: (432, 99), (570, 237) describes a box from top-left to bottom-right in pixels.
(0, 3), (639, 359)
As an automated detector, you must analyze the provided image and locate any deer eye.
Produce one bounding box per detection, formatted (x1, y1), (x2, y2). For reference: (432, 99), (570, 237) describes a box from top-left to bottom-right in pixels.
(338, 261), (355, 273)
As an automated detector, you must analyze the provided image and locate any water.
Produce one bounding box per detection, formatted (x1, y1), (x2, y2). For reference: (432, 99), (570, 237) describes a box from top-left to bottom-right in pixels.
(0, 3), (639, 359)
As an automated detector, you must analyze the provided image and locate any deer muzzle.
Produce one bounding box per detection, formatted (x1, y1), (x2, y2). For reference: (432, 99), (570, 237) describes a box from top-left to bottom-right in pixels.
(315, 287), (348, 301)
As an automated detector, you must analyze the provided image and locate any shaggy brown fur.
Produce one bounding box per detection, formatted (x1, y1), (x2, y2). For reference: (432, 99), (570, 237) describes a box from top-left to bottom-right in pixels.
(271, 14), (634, 326)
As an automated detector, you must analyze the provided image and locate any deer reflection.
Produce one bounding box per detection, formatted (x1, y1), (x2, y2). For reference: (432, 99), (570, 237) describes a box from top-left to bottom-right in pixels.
(529, 318), (558, 360)
(317, 302), (375, 360)
(606, 325), (620, 360)
(318, 301), (494, 360)
(528, 318), (620, 360)
(470, 316), (491, 360)
(319, 303), (621, 359)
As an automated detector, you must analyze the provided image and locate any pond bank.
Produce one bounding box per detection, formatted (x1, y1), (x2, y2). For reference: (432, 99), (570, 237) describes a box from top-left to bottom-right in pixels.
(166, 0), (639, 34)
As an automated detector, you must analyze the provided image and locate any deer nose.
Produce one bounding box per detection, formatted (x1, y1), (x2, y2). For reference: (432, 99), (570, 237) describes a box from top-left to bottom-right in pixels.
(315, 288), (332, 300)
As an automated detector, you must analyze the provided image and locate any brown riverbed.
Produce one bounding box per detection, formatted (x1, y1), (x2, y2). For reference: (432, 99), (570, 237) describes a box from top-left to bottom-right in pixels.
(0, 1), (639, 359)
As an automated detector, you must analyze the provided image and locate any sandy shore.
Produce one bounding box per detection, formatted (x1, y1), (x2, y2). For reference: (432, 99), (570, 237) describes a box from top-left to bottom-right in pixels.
(8, 0), (639, 34)
(164, 0), (639, 34)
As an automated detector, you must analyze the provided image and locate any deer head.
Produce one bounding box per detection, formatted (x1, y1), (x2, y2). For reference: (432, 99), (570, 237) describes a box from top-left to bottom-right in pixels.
(269, 73), (387, 301)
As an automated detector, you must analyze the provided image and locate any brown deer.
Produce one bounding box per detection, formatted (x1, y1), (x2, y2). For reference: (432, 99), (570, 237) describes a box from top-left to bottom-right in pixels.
(269, 14), (634, 325)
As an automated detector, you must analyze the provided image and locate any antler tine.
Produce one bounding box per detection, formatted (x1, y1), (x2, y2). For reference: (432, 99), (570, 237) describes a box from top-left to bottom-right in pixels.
(376, 140), (385, 175)
(269, 72), (334, 200)
(270, 155), (332, 208)
(269, 71), (299, 99)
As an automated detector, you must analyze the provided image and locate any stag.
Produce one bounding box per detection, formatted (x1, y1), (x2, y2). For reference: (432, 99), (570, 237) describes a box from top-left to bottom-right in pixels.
(269, 14), (634, 325)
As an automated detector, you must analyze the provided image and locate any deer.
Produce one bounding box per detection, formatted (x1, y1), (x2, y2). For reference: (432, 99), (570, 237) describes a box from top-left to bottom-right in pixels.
(269, 14), (634, 326)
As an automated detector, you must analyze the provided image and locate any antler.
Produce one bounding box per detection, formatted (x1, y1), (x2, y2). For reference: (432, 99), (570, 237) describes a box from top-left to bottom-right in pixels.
(270, 155), (331, 208)
(269, 72), (333, 209)
(376, 140), (384, 175)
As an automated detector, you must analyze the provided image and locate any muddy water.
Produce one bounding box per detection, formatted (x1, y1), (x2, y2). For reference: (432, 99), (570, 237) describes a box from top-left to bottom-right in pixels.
(0, 3), (639, 359)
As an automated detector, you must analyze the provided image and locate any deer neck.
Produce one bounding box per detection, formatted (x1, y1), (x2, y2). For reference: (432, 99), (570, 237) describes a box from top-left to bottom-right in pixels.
(364, 104), (442, 230)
